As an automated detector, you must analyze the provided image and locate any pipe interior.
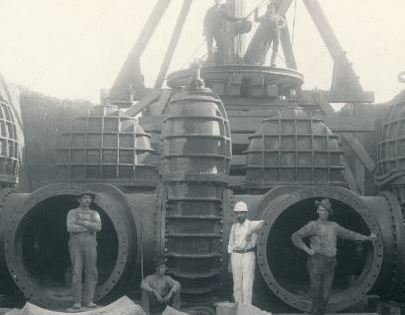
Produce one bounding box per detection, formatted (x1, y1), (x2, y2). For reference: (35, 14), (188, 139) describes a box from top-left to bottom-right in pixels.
(16, 195), (118, 293)
(266, 198), (374, 303)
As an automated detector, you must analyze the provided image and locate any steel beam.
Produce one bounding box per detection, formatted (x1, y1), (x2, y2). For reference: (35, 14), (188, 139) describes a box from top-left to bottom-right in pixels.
(124, 89), (161, 117)
(154, 0), (193, 88)
(110, 0), (171, 99)
(266, 0), (297, 69)
(302, 0), (373, 102)
(341, 133), (376, 173)
(280, 26), (297, 69)
(302, 0), (343, 60)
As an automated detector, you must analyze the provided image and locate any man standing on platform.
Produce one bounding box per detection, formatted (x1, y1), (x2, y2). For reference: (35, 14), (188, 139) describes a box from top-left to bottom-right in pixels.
(203, 0), (244, 64)
(228, 201), (265, 305)
(67, 190), (102, 310)
(244, 2), (287, 67)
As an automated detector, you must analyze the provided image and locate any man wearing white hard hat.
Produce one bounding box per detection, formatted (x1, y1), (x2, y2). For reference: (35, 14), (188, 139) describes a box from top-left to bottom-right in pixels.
(228, 201), (265, 305)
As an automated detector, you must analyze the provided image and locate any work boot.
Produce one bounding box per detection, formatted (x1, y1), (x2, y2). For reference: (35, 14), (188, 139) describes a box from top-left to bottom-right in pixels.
(66, 303), (82, 312)
(73, 303), (82, 309)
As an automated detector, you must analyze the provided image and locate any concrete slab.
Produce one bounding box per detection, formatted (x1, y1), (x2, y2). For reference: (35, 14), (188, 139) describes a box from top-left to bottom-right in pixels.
(236, 304), (272, 315)
(216, 302), (236, 315)
(276, 314), (378, 315)
(19, 296), (145, 315)
(0, 309), (21, 315)
(162, 306), (189, 315)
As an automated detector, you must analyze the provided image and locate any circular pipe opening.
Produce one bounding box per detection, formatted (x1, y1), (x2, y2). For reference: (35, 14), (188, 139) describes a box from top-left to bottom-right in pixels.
(256, 190), (382, 312)
(18, 196), (118, 292)
(267, 198), (372, 301)
(4, 188), (135, 309)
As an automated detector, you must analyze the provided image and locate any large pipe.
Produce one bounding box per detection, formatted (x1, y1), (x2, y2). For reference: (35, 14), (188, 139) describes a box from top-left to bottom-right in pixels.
(242, 185), (386, 312)
(1, 182), (405, 311)
(0, 183), (157, 309)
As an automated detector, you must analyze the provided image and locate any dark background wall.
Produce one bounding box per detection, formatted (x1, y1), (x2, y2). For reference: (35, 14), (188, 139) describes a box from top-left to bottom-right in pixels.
(18, 87), (94, 191)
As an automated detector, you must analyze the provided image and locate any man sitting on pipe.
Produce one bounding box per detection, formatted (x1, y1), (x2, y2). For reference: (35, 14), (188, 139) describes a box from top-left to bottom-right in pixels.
(141, 259), (181, 315)
(291, 198), (376, 315)
(228, 201), (265, 305)
(66, 190), (102, 310)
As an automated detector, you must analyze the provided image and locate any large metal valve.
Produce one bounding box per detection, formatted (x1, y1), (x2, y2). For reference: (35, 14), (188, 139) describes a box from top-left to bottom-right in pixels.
(160, 71), (232, 300)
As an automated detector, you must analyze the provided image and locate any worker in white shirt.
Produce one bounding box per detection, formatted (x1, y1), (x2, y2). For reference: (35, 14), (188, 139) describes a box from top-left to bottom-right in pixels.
(228, 201), (265, 305)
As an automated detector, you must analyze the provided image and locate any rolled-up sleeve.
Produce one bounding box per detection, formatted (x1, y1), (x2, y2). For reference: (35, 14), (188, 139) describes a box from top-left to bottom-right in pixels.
(336, 223), (367, 241)
(291, 221), (315, 250)
(249, 220), (265, 234)
(228, 224), (235, 254)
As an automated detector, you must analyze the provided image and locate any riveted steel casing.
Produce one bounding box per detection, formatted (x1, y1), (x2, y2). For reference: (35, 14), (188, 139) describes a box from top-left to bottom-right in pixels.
(56, 105), (157, 187)
(246, 107), (345, 190)
(161, 84), (231, 300)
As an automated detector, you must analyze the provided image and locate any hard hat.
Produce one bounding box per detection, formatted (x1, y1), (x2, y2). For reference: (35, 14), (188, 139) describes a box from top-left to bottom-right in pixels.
(234, 201), (248, 212)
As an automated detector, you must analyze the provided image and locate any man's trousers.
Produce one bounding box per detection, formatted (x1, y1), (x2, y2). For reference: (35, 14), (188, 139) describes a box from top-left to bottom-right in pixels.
(307, 253), (337, 315)
(141, 290), (181, 315)
(231, 252), (255, 305)
(244, 27), (280, 65)
(69, 233), (98, 305)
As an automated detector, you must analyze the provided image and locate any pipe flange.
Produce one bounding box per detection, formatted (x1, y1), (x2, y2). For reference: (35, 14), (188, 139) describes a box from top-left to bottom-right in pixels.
(379, 191), (405, 299)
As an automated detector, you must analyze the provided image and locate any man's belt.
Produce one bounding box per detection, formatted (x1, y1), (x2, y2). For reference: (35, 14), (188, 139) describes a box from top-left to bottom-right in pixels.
(233, 247), (256, 253)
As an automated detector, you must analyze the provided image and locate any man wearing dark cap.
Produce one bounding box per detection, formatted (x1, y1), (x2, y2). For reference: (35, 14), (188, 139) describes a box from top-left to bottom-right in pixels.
(140, 260), (181, 315)
(291, 198), (376, 315)
(66, 190), (102, 310)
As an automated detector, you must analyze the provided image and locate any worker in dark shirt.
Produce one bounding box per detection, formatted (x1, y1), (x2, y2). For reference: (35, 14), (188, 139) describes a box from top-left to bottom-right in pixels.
(204, 0), (244, 64)
(141, 260), (181, 315)
(291, 198), (376, 315)
(244, 2), (287, 66)
(67, 190), (102, 310)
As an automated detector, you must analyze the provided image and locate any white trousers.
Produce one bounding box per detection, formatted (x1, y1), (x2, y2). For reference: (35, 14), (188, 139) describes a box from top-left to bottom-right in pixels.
(231, 252), (255, 305)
